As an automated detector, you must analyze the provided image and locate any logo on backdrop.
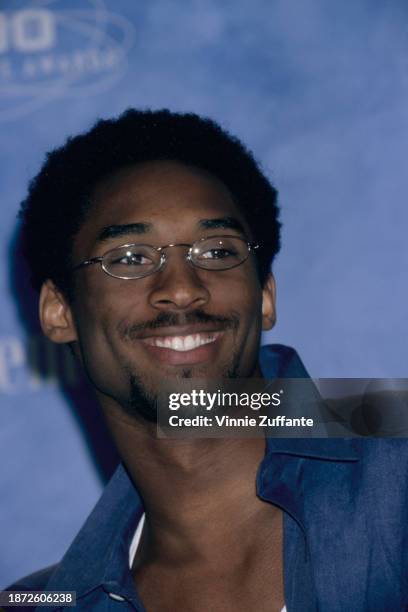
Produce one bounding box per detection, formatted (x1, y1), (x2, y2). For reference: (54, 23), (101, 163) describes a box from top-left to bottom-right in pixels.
(0, 334), (79, 393)
(0, 0), (135, 122)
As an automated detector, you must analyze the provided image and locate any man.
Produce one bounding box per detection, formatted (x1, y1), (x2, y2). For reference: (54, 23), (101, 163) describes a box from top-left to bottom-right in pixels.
(6, 110), (407, 611)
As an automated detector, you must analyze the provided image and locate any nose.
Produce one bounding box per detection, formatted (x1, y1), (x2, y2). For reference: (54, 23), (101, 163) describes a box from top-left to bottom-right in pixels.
(148, 249), (210, 311)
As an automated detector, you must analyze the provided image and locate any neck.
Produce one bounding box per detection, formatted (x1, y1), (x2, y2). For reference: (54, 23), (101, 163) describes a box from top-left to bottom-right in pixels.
(101, 397), (273, 561)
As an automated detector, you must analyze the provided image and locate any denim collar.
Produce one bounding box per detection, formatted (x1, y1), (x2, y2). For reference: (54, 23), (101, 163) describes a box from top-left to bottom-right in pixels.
(45, 463), (144, 602)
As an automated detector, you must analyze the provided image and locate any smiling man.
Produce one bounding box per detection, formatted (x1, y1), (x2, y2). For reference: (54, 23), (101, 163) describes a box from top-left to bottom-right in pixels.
(56, 159), (274, 422)
(6, 109), (407, 611)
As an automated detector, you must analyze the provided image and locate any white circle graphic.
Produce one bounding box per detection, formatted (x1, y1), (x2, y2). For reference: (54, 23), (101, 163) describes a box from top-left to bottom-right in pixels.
(0, 0), (136, 122)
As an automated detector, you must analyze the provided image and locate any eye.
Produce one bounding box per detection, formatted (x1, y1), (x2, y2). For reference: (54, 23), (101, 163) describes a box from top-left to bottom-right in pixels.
(106, 246), (158, 269)
(199, 247), (239, 260)
(113, 252), (153, 266)
(102, 245), (160, 279)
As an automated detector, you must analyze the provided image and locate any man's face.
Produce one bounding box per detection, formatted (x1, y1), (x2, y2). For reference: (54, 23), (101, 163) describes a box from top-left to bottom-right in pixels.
(44, 161), (275, 421)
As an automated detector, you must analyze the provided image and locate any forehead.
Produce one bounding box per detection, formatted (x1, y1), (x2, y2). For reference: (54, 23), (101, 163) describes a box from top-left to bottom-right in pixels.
(100, 160), (243, 225)
(74, 160), (250, 259)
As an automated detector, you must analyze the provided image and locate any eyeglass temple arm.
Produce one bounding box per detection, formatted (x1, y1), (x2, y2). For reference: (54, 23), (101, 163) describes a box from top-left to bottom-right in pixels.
(73, 256), (103, 271)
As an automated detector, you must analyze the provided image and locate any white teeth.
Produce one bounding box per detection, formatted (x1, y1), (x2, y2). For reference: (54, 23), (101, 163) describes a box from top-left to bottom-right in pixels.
(146, 333), (219, 352)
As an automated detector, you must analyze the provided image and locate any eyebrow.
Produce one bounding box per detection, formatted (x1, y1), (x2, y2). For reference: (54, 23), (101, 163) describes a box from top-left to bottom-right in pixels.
(97, 216), (246, 243)
(198, 217), (246, 234)
(97, 222), (152, 242)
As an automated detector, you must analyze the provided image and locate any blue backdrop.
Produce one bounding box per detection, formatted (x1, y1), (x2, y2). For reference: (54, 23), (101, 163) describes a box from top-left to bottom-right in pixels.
(1, 0), (407, 588)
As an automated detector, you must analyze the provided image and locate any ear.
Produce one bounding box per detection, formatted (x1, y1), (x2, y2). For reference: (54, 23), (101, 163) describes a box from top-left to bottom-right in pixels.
(261, 273), (276, 331)
(39, 280), (78, 344)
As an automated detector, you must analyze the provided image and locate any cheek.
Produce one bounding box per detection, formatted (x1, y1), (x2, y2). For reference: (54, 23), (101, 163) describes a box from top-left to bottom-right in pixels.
(214, 266), (262, 309)
(74, 273), (148, 323)
(74, 303), (124, 390)
(208, 270), (264, 338)
(71, 284), (147, 395)
(210, 273), (263, 377)
(75, 292), (140, 357)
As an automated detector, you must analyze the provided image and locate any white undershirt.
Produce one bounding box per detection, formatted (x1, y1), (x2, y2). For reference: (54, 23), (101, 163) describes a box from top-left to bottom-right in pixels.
(129, 513), (146, 567)
(129, 514), (286, 612)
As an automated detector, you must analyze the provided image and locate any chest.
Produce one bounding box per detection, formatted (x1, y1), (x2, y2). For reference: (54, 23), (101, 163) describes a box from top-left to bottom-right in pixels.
(134, 558), (285, 612)
(132, 516), (285, 612)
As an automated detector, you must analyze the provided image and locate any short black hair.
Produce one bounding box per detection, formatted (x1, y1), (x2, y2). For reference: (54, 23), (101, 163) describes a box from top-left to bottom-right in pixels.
(20, 108), (280, 297)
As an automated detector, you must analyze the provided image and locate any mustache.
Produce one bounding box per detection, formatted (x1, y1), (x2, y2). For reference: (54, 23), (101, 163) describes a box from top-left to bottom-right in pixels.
(120, 309), (240, 340)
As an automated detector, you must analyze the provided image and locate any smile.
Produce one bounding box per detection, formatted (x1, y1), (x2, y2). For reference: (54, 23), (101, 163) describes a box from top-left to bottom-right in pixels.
(142, 332), (222, 352)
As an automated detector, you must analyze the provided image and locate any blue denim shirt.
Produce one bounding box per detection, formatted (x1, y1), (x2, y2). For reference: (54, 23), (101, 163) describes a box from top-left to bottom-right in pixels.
(8, 345), (408, 611)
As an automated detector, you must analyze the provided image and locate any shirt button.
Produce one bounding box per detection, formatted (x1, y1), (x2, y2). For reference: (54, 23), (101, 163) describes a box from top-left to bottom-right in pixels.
(108, 592), (126, 602)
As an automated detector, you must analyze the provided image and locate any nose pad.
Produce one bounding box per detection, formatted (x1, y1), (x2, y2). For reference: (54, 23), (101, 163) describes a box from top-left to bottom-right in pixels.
(148, 248), (210, 310)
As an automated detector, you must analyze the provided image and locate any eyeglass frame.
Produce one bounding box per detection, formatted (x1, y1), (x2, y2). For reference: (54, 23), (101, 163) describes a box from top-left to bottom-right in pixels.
(72, 234), (260, 280)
